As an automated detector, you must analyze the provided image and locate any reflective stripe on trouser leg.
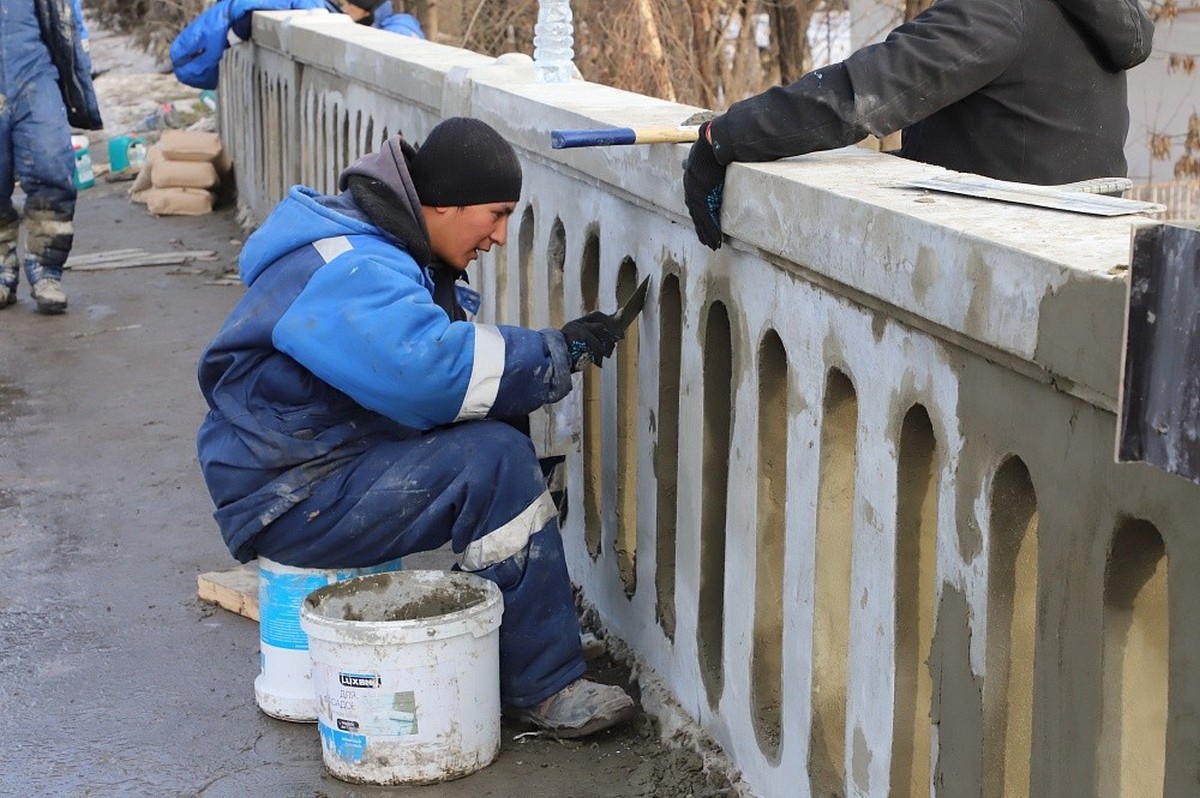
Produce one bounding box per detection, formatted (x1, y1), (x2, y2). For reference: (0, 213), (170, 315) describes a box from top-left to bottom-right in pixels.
(0, 222), (17, 288)
(463, 495), (586, 708)
(248, 419), (587, 706)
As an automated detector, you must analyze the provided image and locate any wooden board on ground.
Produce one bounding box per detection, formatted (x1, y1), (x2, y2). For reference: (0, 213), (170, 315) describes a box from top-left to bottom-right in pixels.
(197, 560), (259, 621)
(66, 248), (218, 271)
(1117, 222), (1200, 484)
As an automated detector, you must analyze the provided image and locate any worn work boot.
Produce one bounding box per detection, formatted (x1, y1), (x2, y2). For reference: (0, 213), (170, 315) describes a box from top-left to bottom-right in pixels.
(31, 277), (68, 315)
(504, 679), (635, 738)
(0, 284), (15, 308)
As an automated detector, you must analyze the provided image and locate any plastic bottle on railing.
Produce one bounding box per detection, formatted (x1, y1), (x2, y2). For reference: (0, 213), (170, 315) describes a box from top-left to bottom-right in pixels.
(533, 0), (575, 83)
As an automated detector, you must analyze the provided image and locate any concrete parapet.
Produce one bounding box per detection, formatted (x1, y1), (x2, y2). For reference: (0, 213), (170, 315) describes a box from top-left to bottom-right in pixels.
(219, 13), (1198, 797)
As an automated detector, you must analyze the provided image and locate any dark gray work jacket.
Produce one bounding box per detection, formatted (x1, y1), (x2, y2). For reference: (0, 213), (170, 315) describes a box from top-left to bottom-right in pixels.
(711, 0), (1154, 184)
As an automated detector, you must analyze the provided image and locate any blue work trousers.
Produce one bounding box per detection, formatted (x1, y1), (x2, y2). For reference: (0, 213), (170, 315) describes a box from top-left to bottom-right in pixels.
(253, 419), (587, 708)
(0, 69), (76, 283)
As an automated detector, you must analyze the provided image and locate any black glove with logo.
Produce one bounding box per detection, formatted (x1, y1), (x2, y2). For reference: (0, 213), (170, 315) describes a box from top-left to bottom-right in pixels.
(561, 311), (623, 371)
(683, 121), (726, 250)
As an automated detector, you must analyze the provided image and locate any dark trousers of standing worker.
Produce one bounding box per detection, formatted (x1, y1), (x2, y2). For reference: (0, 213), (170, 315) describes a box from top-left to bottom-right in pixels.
(252, 419), (588, 709)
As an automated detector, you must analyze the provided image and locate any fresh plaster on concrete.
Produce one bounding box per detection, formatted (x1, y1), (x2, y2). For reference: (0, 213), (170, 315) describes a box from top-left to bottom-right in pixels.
(615, 262), (642, 598)
(1099, 520), (1169, 798)
(652, 270), (683, 642)
(910, 243), (940, 307)
(1034, 267), (1128, 407)
(981, 458), (1038, 798)
(892, 404), (939, 797)
(949, 345), (1200, 796)
(750, 330), (788, 761)
(929, 584), (984, 798)
(809, 370), (858, 797)
(852, 724), (874, 794)
(696, 297), (733, 713)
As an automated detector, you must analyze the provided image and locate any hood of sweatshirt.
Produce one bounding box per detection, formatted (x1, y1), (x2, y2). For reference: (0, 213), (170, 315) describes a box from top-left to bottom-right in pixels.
(1054, 0), (1154, 70)
(239, 134), (430, 286)
(338, 133), (427, 238)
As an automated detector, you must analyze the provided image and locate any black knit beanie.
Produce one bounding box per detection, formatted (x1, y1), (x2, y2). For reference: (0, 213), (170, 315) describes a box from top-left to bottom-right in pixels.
(410, 117), (523, 207)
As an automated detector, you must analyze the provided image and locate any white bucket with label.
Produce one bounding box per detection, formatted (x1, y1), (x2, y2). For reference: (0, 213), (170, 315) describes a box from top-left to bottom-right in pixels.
(255, 556), (403, 723)
(299, 570), (503, 785)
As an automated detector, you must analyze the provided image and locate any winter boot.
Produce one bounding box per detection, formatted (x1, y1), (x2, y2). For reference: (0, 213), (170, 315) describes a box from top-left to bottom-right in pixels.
(24, 210), (72, 315)
(31, 276), (68, 315)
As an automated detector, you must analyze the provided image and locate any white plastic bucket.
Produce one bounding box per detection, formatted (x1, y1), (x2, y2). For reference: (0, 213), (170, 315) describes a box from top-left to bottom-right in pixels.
(255, 556), (403, 723)
(299, 570), (504, 785)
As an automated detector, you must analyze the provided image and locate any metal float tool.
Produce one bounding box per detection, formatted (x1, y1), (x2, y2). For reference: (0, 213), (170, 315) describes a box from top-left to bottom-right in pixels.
(902, 174), (1165, 216)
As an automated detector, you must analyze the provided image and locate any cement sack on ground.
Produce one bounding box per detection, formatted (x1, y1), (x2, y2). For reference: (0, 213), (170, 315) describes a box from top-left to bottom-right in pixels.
(141, 187), (216, 216)
(128, 132), (228, 212)
(158, 130), (224, 163)
(150, 158), (219, 190)
(128, 160), (153, 203)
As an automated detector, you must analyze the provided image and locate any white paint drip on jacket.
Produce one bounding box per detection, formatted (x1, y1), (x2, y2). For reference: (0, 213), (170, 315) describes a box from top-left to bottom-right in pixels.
(460, 489), (558, 571)
(455, 323), (504, 420)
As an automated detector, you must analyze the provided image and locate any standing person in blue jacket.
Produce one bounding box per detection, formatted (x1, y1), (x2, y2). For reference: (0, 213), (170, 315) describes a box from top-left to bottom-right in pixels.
(197, 117), (635, 738)
(0, 0), (103, 313)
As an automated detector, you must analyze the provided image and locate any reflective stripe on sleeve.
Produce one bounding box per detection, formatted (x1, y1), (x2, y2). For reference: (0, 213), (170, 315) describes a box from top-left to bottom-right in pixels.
(454, 323), (505, 421)
(313, 236), (352, 263)
(460, 489), (559, 571)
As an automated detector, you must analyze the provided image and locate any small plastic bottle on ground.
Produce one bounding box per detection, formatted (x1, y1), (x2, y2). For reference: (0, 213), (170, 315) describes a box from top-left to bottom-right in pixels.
(72, 136), (95, 190)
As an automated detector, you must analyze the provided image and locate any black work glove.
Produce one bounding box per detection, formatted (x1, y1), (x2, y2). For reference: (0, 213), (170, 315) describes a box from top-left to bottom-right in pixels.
(561, 311), (623, 372)
(683, 121), (726, 250)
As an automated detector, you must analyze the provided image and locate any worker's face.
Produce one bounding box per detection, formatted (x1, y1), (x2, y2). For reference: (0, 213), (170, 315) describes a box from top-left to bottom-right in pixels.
(340, 2), (371, 22)
(424, 202), (516, 271)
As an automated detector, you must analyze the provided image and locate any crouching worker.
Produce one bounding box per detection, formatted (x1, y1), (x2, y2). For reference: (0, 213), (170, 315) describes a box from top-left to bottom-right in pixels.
(196, 117), (634, 738)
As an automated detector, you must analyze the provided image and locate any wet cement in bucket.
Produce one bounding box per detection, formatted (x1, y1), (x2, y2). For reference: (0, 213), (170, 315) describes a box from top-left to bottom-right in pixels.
(306, 572), (489, 623)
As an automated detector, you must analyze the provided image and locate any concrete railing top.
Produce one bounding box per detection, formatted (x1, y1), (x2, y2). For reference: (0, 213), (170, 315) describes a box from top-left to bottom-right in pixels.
(249, 9), (1152, 413)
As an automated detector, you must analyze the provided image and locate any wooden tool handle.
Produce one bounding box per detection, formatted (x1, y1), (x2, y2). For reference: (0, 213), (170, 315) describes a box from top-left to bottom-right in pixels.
(551, 125), (701, 149)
